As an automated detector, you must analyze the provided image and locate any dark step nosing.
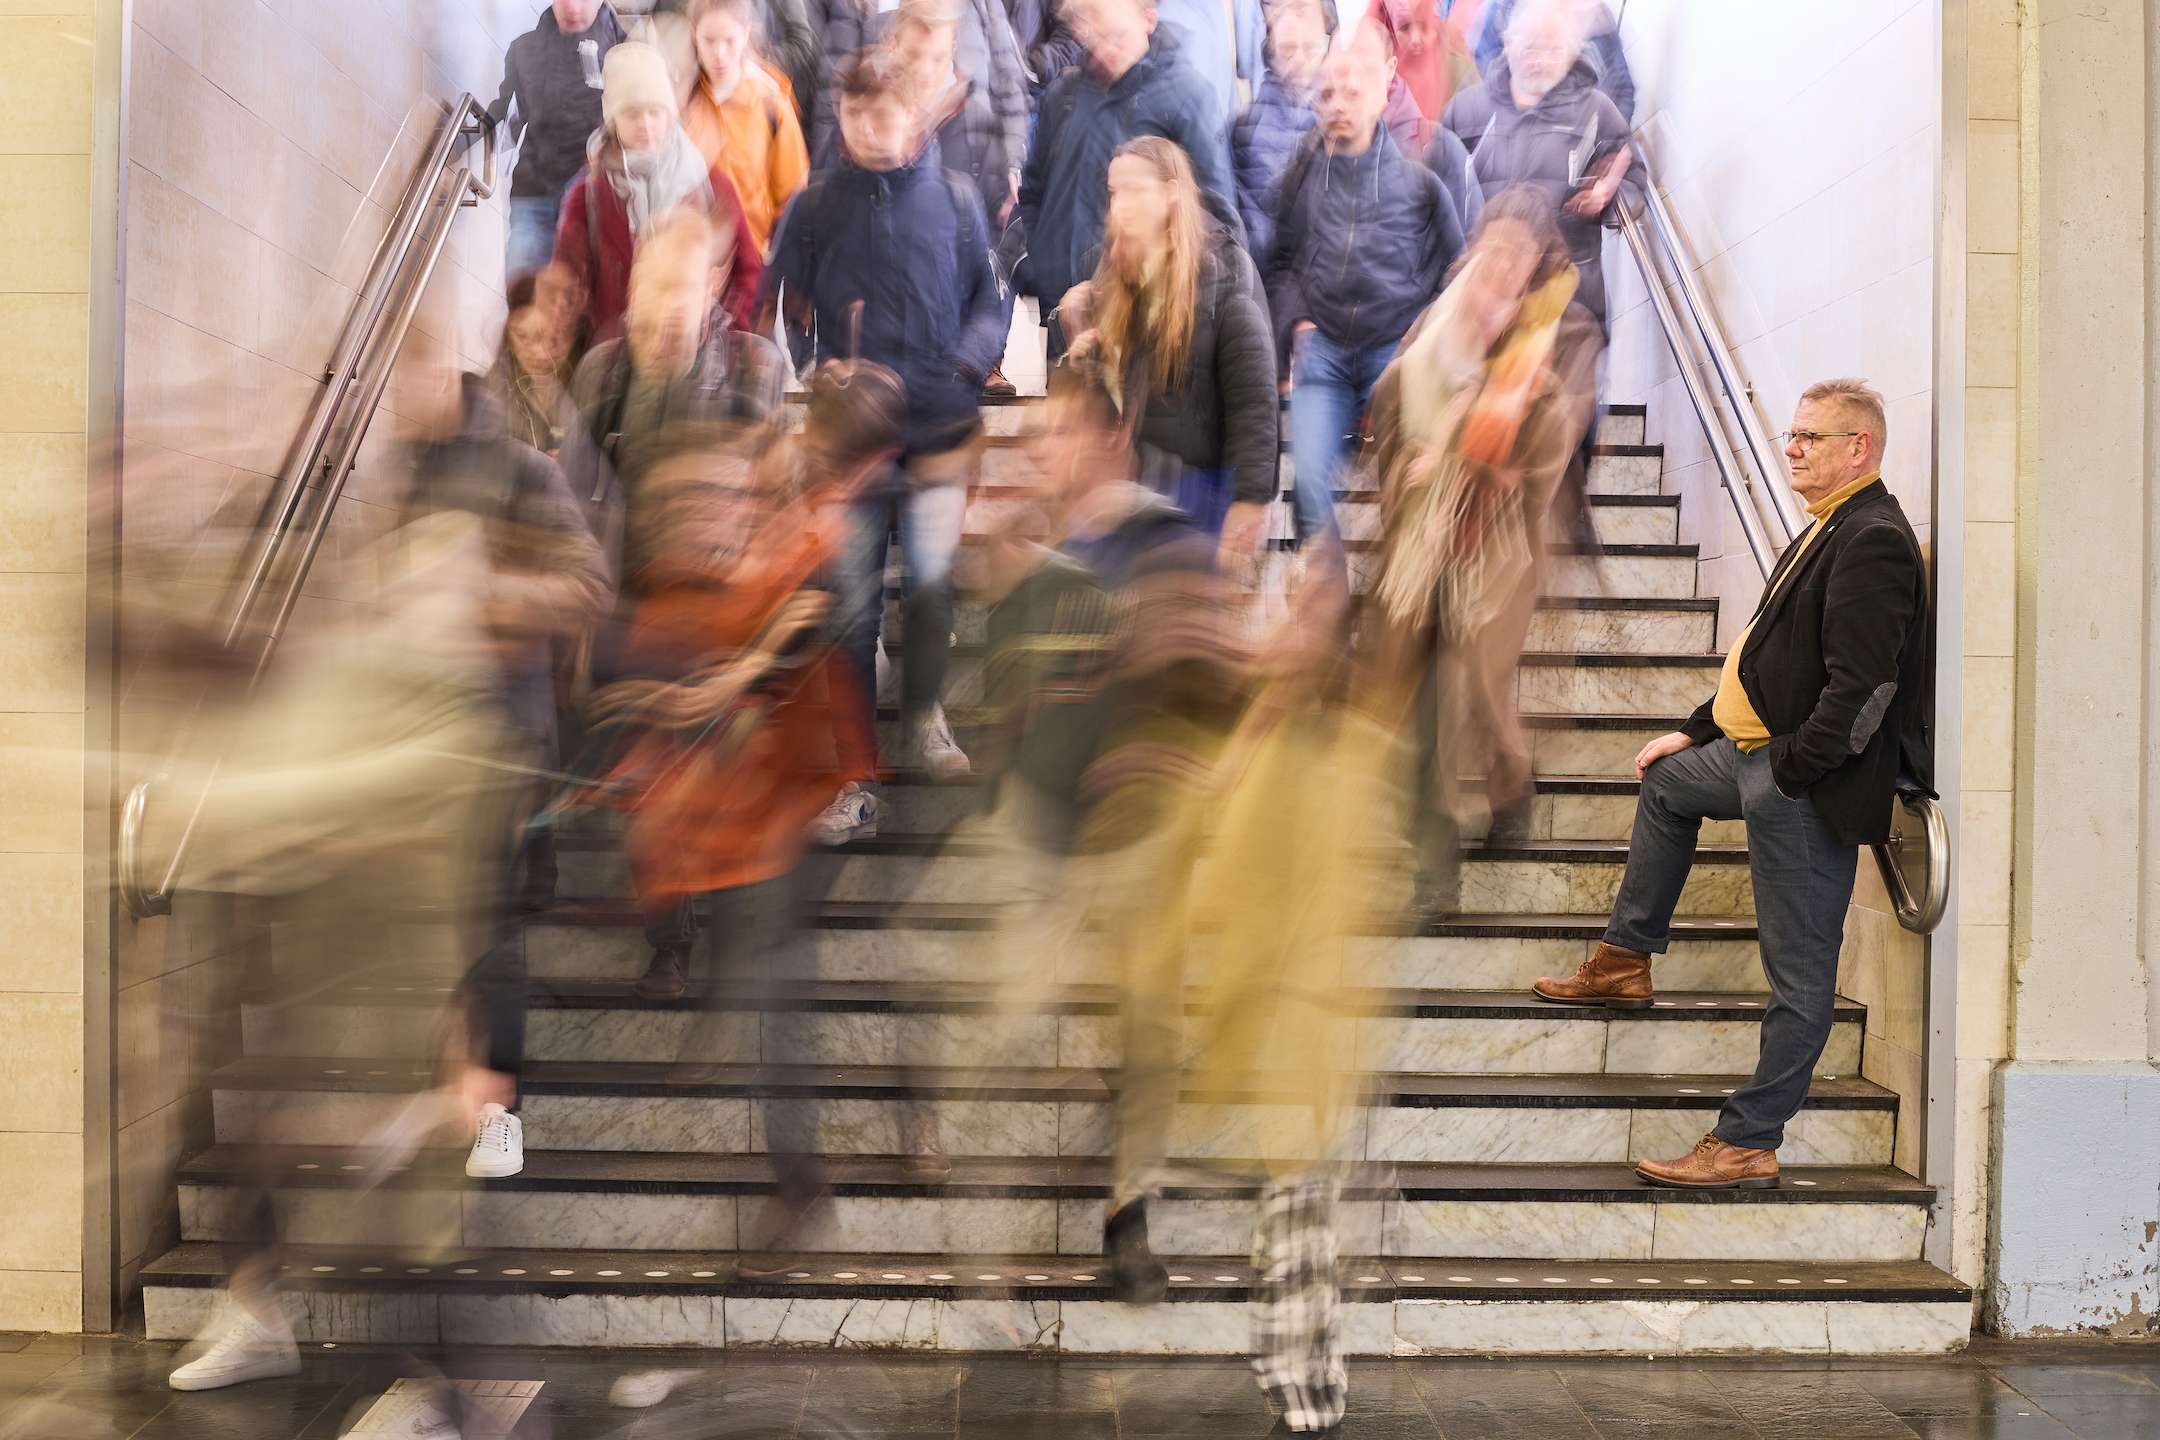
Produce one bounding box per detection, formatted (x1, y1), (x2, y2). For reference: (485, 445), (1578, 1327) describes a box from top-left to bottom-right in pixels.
(1536, 596), (1716, 612)
(139, 1243), (1970, 1305)
(535, 900), (1760, 942)
(1552, 541), (1695, 557)
(210, 1060), (1895, 1109)
(278, 981), (1845, 1024)
(176, 1148), (1932, 1204)
(1516, 652), (1722, 668)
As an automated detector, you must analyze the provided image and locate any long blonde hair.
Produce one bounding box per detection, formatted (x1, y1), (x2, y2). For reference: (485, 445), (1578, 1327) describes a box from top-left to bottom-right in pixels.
(1089, 136), (1208, 396)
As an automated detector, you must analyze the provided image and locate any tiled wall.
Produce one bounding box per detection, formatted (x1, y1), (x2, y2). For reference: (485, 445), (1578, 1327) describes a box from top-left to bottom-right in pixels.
(111, 0), (528, 1309)
(1606, 0), (1937, 648)
(1598, 1), (1943, 1196)
(0, 1), (95, 1333)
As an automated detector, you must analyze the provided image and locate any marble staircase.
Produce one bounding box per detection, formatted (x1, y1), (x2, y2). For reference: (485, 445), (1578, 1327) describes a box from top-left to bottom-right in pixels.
(139, 399), (1972, 1356)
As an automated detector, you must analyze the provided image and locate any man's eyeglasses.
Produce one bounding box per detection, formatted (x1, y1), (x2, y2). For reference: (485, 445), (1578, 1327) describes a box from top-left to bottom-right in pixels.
(1776, 430), (1860, 450)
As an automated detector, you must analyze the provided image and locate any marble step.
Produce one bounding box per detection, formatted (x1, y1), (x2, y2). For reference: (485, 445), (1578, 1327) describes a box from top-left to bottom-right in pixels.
(553, 834), (1758, 918)
(781, 770), (1743, 842)
(240, 977), (1857, 1075)
(784, 394), (1651, 447)
(174, 1148), (1933, 1262)
(208, 1060), (1898, 1166)
(889, 591), (1713, 654)
(967, 441), (1663, 498)
(520, 905), (1765, 990)
(139, 1243), (1971, 1355)
(1544, 542), (1698, 600)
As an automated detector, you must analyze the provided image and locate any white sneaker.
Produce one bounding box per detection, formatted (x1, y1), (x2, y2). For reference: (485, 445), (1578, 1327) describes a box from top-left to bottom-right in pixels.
(464, 1102), (524, 1179)
(609, 1368), (700, 1409)
(908, 705), (971, 781)
(810, 782), (880, 846)
(168, 1296), (300, 1391)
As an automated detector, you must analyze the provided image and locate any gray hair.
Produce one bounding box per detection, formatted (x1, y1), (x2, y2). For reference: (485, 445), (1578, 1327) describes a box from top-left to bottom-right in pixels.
(1504, 0), (1594, 54)
(1799, 377), (1889, 460)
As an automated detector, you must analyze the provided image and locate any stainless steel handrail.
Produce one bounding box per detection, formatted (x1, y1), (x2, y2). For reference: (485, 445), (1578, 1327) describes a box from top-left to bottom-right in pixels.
(1616, 154), (1949, 935)
(120, 96), (495, 920)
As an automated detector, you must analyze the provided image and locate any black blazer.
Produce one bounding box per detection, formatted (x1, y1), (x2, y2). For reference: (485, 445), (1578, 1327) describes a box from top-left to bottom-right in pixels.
(1681, 481), (1933, 847)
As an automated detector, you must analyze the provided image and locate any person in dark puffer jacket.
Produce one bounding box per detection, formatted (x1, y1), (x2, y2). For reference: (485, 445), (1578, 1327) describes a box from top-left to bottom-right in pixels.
(491, 0), (629, 280)
(1012, 0), (1239, 355)
(762, 49), (1009, 784)
(1268, 40), (1466, 543)
(1233, 0), (1328, 262)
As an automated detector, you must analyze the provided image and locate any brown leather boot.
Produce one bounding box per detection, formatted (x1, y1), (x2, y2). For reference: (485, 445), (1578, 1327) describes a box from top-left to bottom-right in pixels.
(1531, 942), (1653, 1009)
(1636, 1133), (1780, 1189)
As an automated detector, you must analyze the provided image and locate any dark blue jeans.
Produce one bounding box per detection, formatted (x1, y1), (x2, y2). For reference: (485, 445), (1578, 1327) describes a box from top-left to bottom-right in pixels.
(1287, 330), (1397, 542)
(1605, 738), (1859, 1151)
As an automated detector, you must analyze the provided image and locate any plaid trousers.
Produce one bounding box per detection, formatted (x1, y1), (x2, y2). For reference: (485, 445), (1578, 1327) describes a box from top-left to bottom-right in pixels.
(1250, 1170), (1347, 1433)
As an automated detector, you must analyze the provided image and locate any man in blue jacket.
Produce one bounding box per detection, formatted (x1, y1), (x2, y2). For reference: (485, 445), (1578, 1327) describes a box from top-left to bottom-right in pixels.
(1012, 0), (1239, 354)
(1234, 0), (1329, 262)
(1269, 37), (1466, 542)
(763, 49), (1010, 791)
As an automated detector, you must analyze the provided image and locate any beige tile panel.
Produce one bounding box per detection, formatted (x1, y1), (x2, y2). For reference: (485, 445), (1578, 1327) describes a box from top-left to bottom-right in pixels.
(1964, 387), (2015, 525)
(0, 852), (82, 992)
(1866, 1037), (1924, 1177)
(0, 293), (88, 433)
(0, 432), (86, 573)
(132, 0), (201, 72)
(0, 15), (93, 154)
(1960, 655), (2014, 793)
(0, 711), (82, 854)
(1962, 521), (2015, 658)
(0, 154), (90, 291)
(0, 1131), (82, 1271)
(0, 1269), (81, 1333)
(1967, 119), (2018, 257)
(0, 572), (87, 712)
(1959, 790), (2012, 927)
(1965, 253), (2017, 390)
(0, 991), (83, 1130)
(1966, 0), (2017, 121)
(152, 51), (278, 231)
(124, 165), (260, 350)
(1955, 923), (2011, 1060)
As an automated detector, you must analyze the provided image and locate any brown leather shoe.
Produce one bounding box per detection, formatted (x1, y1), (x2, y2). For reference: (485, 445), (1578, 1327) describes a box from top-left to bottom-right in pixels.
(1636, 1133), (1780, 1190)
(1531, 941), (1653, 1009)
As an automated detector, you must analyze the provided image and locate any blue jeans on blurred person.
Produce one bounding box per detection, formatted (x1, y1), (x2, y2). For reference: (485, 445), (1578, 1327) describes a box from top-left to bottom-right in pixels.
(838, 452), (974, 753)
(506, 195), (563, 280)
(1288, 330), (1398, 542)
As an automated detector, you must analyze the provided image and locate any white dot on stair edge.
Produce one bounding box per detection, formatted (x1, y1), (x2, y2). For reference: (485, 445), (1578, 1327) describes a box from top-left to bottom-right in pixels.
(321, 1343), (337, 1349)
(1214, 1275), (1241, 1283)
(975, 1274), (1002, 1282)
(693, 1271), (718, 1278)
(1826, 1278), (1848, 1285)
(1722, 1088), (1737, 1095)
(1677, 1088), (1701, 1094)
(886, 1273), (910, 1281)
(1694, 1001), (1717, 1007)
(407, 1268), (430, 1275)
(1653, 1002), (1675, 1008)
(598, 1270), (622, 1277)
(1541, 1277), (1566, 1284)
(1494, 1276), (1520, 1284)
(324, 1070), (345, 1075)
(1169, 1275), (1191, 1283)
(1792, 1179), (1816, 1187)
(551, 1270), (575, 1277)
(1683, 1278), (1707, 1286)
(1731, 1279), (1754, 1285)
(926, 1273), (953, 1281)
(340, 1164), (362, 1172)
(1589, 1278), (1612, 1285)
(645, 1271), (670, 1278)
(297, 1163), (320, 1170)
(1398, 1274), (1424, 1283)
(502, 1269), (526, 1276)
(833, 1272), (858, 1280)
(1777, 1278), (1801, 1285)
(312, 1266), (336, 1273)
(455, 1268), (478, 1276)
(1071, 1274), (1095, 1282)
(1636, 1278), (1661, 1284)
(360, 1266), (382, 1274)
(1446, 1275), (1474, 1283)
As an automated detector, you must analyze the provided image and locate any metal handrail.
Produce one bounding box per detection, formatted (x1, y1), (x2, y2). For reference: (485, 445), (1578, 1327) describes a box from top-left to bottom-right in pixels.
(1617, 154), (1949, 935)
(119, 97), (495, 919)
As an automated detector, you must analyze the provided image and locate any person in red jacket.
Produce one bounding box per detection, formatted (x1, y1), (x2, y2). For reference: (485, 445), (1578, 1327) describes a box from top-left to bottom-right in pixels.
(554, 40), (764, 342)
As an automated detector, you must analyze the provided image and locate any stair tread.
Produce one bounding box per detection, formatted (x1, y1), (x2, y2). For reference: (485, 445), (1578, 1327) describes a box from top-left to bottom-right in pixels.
(139, 1240), (1970, 1303)
(176, 1145), (1933, 1203)
(208, 1057), (1893, 1106)
(273, 978), (1848, 1022)
(874, 706), (1697, 729)
(537, 899), (1761, 940)
(783, 835), (1752, 862)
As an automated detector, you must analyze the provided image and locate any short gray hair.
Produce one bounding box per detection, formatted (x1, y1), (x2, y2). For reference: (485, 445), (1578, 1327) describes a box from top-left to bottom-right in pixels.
(1504, 0), (1593, 54)
(1799, 377), (1888, 460)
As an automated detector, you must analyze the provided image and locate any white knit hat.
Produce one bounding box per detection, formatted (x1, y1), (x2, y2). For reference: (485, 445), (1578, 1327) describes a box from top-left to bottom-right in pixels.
(602, 42), (678, 128)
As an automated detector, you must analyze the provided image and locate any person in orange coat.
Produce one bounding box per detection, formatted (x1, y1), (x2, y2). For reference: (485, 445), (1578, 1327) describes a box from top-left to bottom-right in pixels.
(681, 0), (812, 254)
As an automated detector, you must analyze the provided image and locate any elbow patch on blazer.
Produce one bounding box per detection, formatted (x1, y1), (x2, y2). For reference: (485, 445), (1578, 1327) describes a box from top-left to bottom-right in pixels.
(1849, 682), (1897, 754)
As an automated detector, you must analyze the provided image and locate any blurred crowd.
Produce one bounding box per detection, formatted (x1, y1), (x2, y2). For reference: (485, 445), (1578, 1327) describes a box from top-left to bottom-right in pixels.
(149, 0), (1636, 1430)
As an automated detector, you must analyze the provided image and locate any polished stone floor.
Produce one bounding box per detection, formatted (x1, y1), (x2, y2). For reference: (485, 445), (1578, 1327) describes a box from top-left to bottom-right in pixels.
(0, 1331), (2155, 1439)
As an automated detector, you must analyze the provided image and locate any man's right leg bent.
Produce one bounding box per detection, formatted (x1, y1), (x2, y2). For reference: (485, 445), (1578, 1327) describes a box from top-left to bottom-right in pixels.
(1287, 331), (1355, 543)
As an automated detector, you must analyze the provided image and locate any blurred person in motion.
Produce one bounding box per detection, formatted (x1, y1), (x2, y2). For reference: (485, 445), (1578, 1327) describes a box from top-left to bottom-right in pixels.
(971, 359), (1248, 1303)
(1268, 34), (1466, 547)
(680, 0), (813, 257)
(1011, 0), (1238, 358)
(1233, 0), (1328, 262)
(1362, 184), (1598, 896)
(1004, 0), (1085, 95)
(879, 0), (1031, 395)
(160, 356), (607, 1397)
(1470, 0), (1634, 119)
(763, 48), (1009, 802)
(1532, 381), (1930, 1191)
(492, 0), (629, 279)
(595, 377), (907, 1414)
(1150, 0), (1265, 137)
(1060, 136), (1277, 554)
(563, 208), (791, 997)
(554, 40), (766, 341)
(804, 0), (1030, 201)
(1443, 0), (1632, 324)
(1389, 0), (1479, 131)
(491, 267), (585, 458)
